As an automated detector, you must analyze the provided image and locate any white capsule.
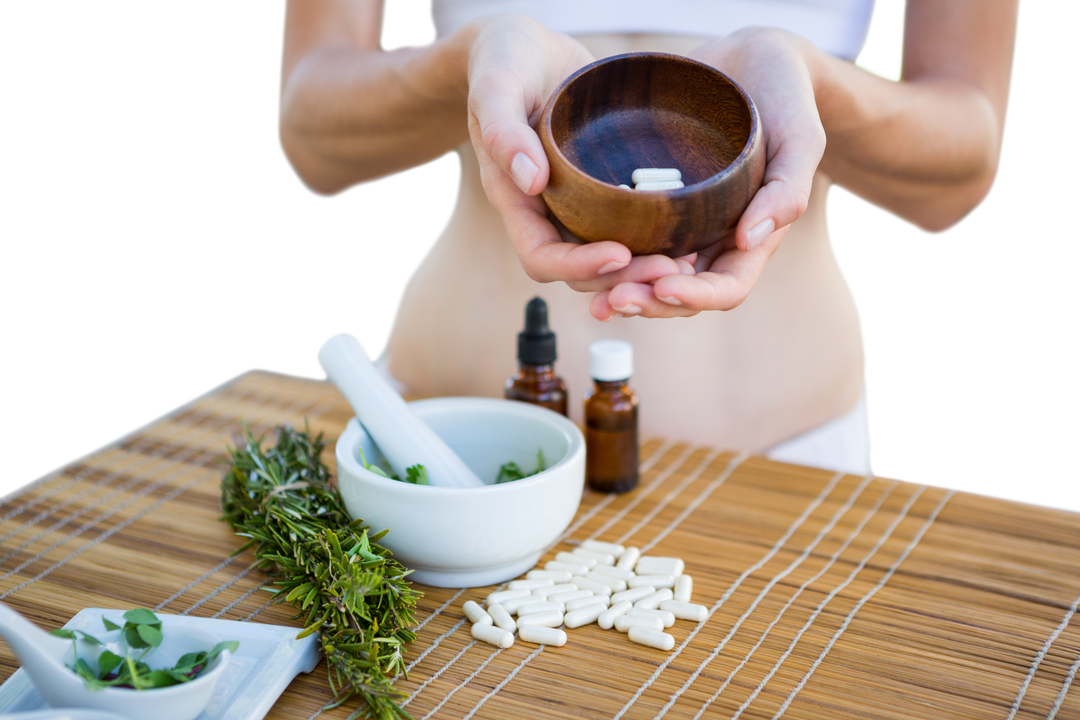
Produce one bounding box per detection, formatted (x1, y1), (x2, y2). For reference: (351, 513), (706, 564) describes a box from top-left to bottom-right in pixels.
(585, 572), (627, 592)
(518, 601), (565, 616)
(533, 583), (579, 598)
(517, 625), (567, 647)
(487, 603), (517, 632)
(527, 569), (572, 583)
(628, 626), (675, 651)
(611, 586), (655, 605)
(580, 540), (626, 557)
(564, 603), (607, 629)
(486, 589), (531, 606)
(631, 168), (682, 185)
(566, 595), (610, 612)
(628, 607), (675, 628)
(660, 599), (708, 622)
(674, 575), (693, 602)
(471, 623), (515, 648)
(635, 180), (685, 191)
(463, 600), (492, 626)
(591, 564), (635, 581)
(636, 557), (685, 576)
(635, 588), (674, 610)
(508, 578), (554, 591)
(549, 589), (594, 605)
(598, 601), (633, 630)
(557, 551), (596, 568)
(516, 610), (564, 628)
(571, 548), (615, 565)
(503, 594), (548, 614)
(571, 575), (614, 597)
(545, 560), (590, 576)
(618, 183), (632, 190)
(629, 574), (676, 589)
(615, 615), (665, 633)
(616, 546), (641, 572)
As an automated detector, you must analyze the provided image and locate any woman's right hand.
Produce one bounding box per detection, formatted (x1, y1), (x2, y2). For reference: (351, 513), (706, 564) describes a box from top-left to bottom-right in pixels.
(466, 16), (688, 292)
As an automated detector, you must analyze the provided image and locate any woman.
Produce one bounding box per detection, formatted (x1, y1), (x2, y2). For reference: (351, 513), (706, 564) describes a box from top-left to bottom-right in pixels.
(279, 0), (1017, 474)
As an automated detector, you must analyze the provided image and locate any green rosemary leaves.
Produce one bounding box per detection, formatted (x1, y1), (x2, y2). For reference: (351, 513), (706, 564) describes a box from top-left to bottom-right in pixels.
(220, 425), (421, 719)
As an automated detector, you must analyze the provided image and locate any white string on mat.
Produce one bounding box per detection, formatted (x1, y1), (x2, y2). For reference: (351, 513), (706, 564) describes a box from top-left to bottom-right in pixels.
(1004, 586), (1080, 720)
(460, 644), (544, 720)
(727, 484), (927, 719)
(154, 555), (239, 610)
(637, 450), (747, 554)
(0, 391), (337, 602)
(413, 587), (467, 633)
(768, 489), (954, 720)
(613, 448), (722, 545)
(0, 473), (149, 569)
(610, 469), (843, 720)
(180, 565), (256, 616)
(1048, 647), (1080, 720)
(0, 405), (223, 539)
(404, 619), (468, 675)
(401, 640), (479, 707)
(689, 479), (897, 719)
(417, 646), (505, 720)
(651, 472), (860, 719)
(0, 465), (102, 543)
(211, 580), (265, 620)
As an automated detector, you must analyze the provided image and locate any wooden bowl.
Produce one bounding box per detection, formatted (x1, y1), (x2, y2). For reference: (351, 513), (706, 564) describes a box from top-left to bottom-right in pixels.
(539, 52), (765, 257)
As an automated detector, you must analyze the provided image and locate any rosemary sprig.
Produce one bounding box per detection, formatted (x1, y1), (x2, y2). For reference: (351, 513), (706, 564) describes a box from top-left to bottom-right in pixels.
(220, 425), (421, 719)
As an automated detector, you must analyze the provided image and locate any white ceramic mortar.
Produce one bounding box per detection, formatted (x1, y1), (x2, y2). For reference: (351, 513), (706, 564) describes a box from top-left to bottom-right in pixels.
(335, 397), (586, 587)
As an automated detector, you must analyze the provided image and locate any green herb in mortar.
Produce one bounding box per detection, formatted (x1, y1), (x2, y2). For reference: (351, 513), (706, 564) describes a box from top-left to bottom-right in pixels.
(495, 448), (546, 484)
(50, 609), (237, 690)
(220, 425), (420, 720)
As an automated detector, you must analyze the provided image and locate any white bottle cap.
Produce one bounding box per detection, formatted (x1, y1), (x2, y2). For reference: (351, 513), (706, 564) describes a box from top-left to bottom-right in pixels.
(589, 340), (633, 381)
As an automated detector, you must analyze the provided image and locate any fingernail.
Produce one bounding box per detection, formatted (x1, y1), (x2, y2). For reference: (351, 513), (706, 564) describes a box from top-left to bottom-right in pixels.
(747, 218), (775, 250)
(613, 304), (641, 316)
(597, 260), (629, 276)
(658, 296), (683, 306)
(600, 313), (623, 322)
(510, 153), (539, 193)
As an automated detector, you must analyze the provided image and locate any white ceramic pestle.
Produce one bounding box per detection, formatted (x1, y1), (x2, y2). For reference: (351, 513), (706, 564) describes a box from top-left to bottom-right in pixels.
(0, 603), (229, 720)
(318, 334), (485, 489)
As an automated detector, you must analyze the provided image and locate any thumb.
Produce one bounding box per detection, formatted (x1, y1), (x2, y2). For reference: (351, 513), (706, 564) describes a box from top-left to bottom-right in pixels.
(468, 67), (549, 195)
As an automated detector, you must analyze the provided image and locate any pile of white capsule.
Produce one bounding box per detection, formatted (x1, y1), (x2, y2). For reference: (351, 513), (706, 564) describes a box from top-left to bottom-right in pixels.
(618, 167), (684, 191)
(465, 540), (707, 652)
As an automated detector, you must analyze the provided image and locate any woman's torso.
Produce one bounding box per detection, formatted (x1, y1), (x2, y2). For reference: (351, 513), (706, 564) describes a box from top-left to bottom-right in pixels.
(385, 32), (865, 452)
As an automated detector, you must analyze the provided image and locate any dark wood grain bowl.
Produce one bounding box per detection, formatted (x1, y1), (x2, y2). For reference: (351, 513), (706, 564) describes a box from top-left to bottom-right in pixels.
(539, 52), (766, 257)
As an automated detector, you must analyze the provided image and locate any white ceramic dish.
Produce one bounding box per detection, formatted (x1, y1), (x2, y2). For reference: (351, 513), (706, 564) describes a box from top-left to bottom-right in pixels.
(336, 397), (586, 587)
(0, 610), (321, 720)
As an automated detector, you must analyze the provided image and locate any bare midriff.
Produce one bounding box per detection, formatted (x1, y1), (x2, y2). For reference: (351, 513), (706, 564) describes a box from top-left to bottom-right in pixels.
(386, 33), (865, 452)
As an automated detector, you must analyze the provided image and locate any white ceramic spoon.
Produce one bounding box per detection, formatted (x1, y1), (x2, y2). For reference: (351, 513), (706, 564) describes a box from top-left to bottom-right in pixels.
(318, 334), (484, 488)
(0, 604), (230, 720)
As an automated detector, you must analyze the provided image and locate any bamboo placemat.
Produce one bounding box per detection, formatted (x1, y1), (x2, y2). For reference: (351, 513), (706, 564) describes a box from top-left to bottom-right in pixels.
(1, 371), (1078, 720)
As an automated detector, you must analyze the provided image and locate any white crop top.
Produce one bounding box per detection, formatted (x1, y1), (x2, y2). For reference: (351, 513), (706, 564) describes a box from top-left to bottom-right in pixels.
(432, 0), (875, 60)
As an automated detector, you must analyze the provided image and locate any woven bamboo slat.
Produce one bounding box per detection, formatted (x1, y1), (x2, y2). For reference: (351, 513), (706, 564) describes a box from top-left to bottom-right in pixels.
(0, 371), (1077, 720)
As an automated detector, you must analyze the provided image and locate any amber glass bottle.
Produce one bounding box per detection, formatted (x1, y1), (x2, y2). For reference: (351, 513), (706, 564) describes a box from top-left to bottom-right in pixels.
(584, 340), (639, 493)
(505, 297), (568, 416)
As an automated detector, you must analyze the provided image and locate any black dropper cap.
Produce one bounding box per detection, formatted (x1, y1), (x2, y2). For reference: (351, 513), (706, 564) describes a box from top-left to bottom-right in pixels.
(518, 297), (557, 365)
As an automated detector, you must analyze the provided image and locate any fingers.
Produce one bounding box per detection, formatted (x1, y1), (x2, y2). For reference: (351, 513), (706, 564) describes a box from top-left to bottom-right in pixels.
(468, 67), (549, 195)
(650, 225), (790, 311)
(736, 117), (825, 252)
(567, 254), (685, 293)
(590, 285), (700, 321)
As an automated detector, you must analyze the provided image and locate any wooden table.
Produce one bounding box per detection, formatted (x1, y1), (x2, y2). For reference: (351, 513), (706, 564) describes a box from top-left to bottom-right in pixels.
(1, 371), (1078, 719)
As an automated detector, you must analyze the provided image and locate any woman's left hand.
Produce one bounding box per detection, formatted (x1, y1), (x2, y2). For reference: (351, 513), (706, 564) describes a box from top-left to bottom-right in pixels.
(590, 28), (826, 320)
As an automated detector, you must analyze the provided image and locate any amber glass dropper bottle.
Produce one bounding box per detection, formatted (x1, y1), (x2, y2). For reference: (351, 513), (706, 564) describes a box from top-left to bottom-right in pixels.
(504, 297), (568, 416)
(584, 340), (639, 493)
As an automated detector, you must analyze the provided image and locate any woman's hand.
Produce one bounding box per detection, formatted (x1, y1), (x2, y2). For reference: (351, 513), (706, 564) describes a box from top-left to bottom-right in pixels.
(467, 16), (688, 290)
(591, 28), (827, 320)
